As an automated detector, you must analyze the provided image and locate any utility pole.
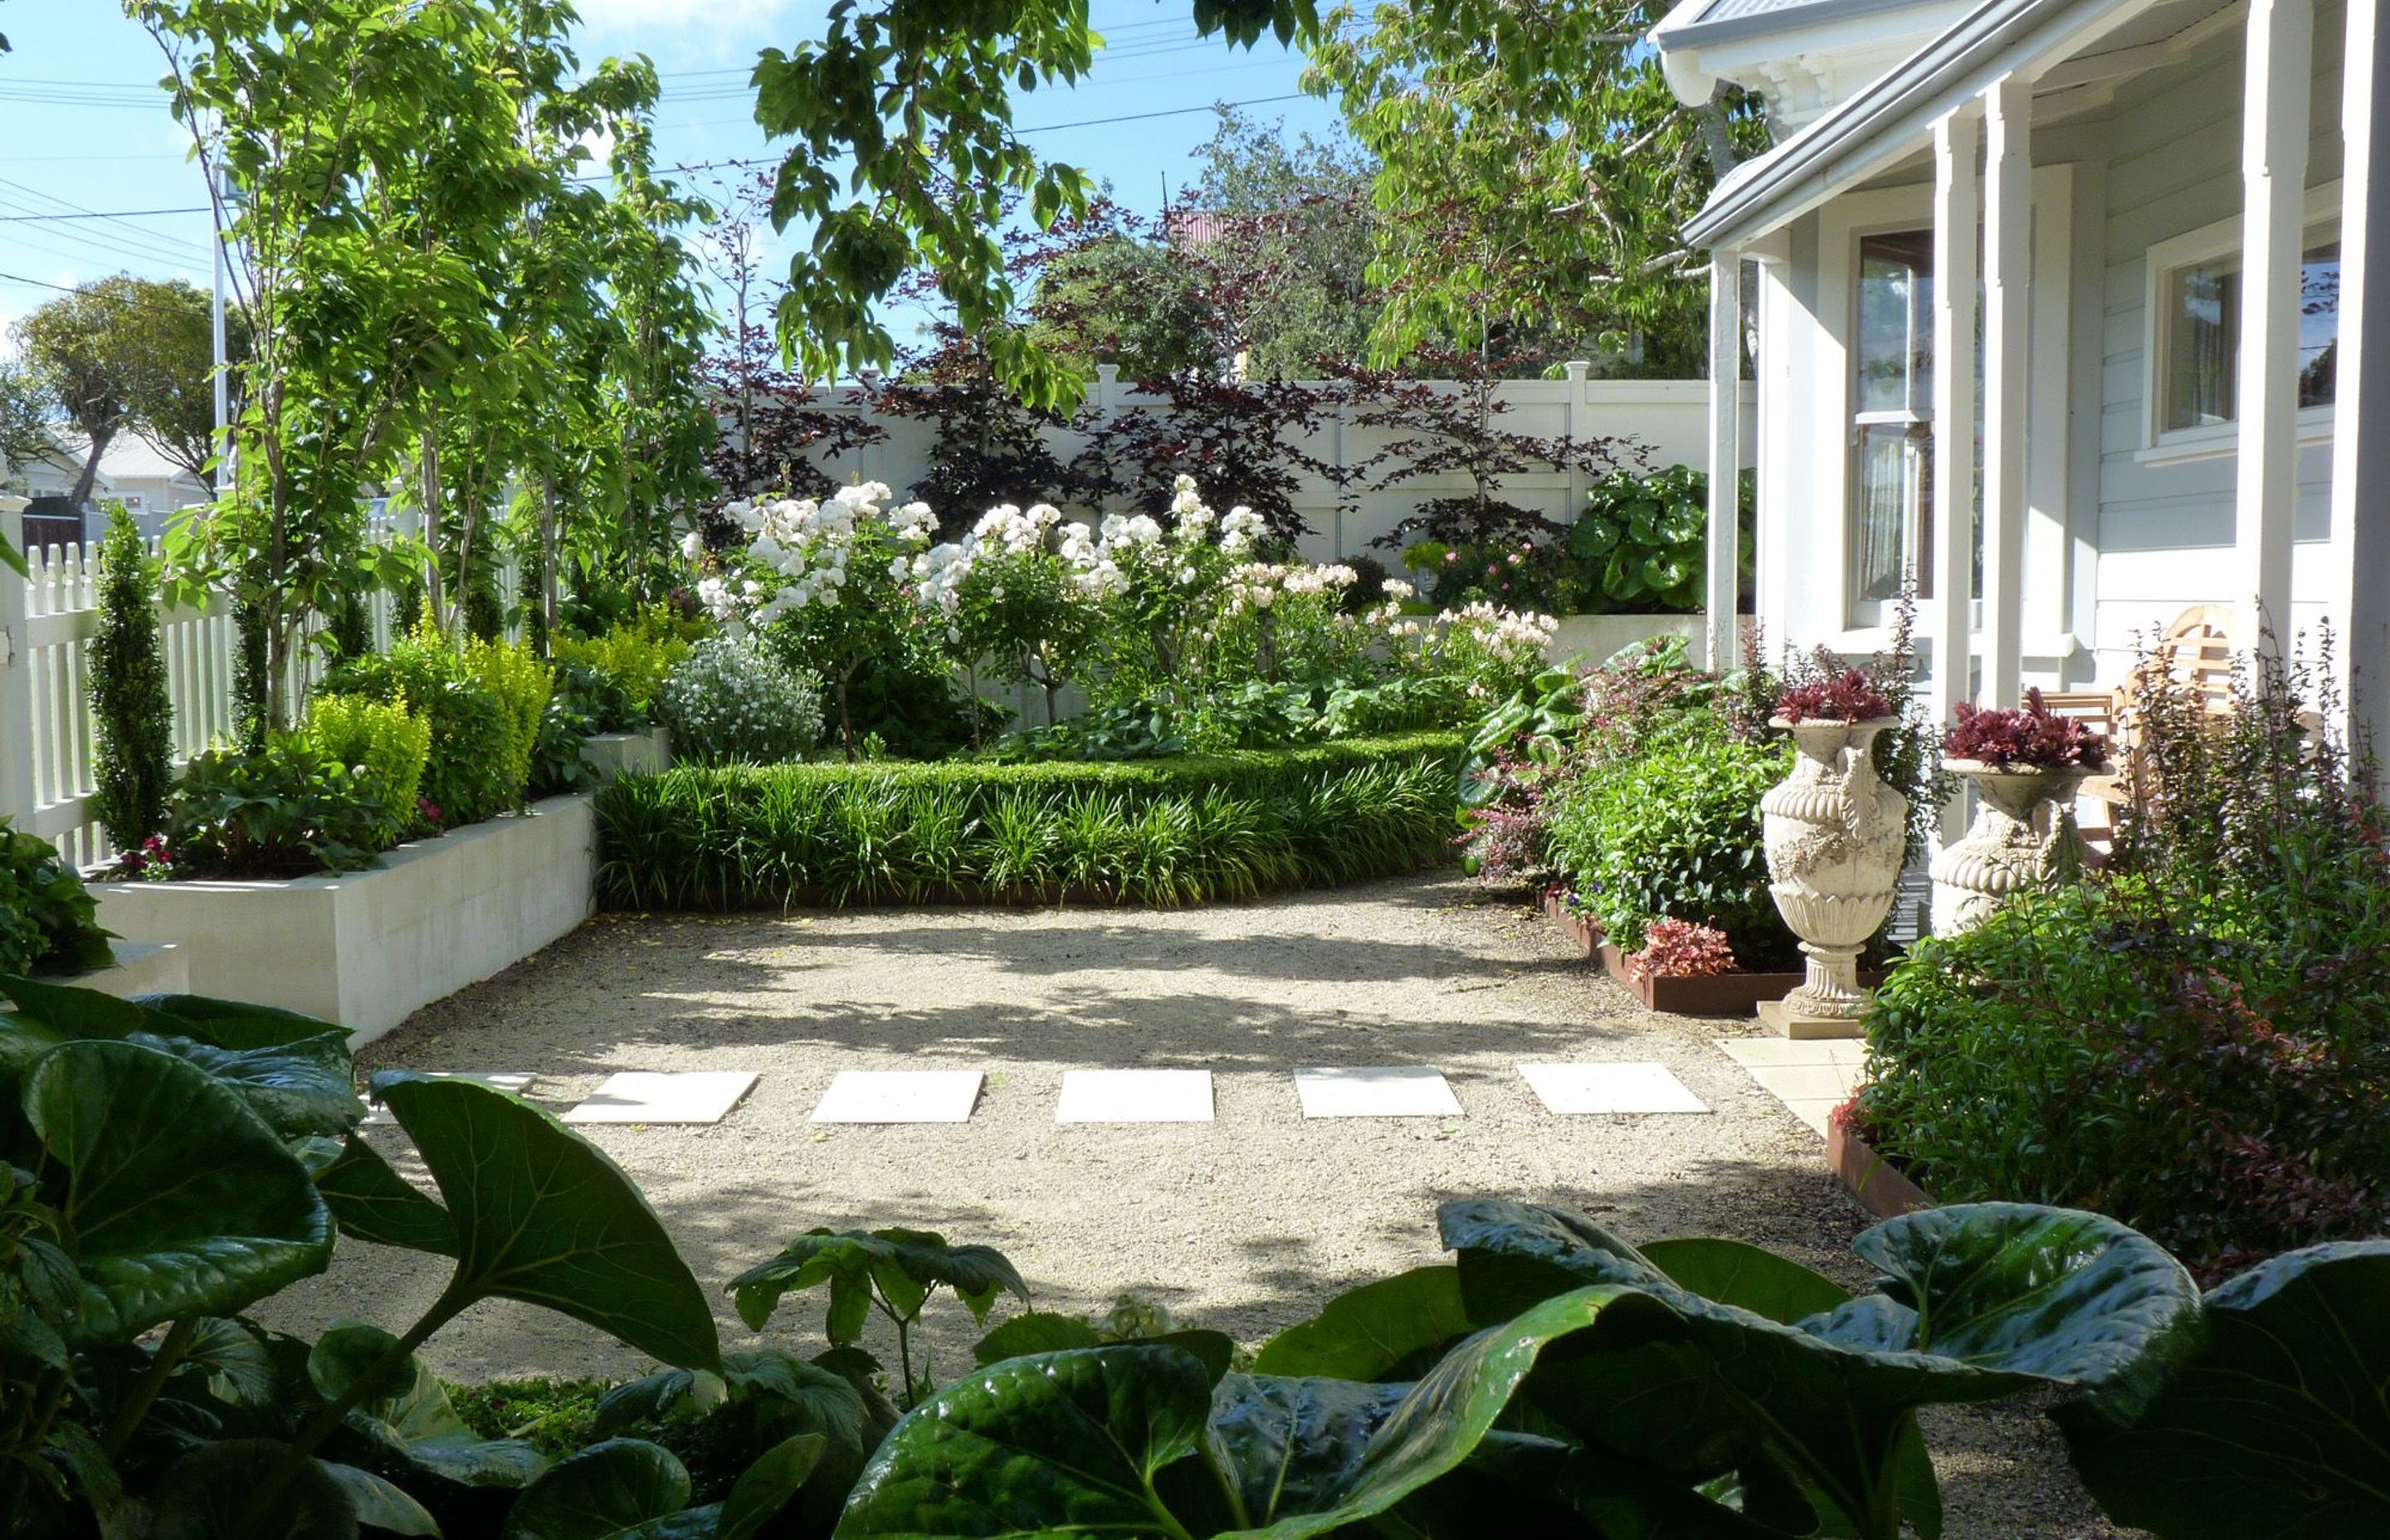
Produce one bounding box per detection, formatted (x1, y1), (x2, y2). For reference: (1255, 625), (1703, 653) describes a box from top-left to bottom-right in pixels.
(209, 161), (230, 492)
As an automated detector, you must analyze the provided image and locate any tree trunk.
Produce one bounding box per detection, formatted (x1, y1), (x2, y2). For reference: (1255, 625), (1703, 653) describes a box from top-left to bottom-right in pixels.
(69, 424), (116, 511)
(539, 470), (559, 645)
(420, 417), (445, 634)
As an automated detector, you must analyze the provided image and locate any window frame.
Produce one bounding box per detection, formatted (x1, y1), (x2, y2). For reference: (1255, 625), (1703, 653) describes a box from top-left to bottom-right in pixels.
(2140, 180), (2341, 460)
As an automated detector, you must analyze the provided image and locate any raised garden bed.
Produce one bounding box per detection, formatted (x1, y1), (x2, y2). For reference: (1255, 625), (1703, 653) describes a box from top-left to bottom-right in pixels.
(1540, 890), (1883, 1016)
(0, 941), (191, 1009)
(1827, 1116), (1935, 1220)
(583, 725), (669, 785)
(87, 792), (596, 1045)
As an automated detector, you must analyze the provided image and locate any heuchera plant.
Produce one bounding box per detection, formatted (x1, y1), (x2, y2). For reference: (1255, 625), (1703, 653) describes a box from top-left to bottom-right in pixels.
(1626, 917), (1739, 980)
(1775, 660), (1894, 724)
(1943, 686), (2111, 768)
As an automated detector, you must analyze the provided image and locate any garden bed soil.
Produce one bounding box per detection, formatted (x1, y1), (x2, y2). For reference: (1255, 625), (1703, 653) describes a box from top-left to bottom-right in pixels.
(1827, 1117), (1936, 1220)
(1539, 891), (1881, 1016)
(88, 793), (595, 1045)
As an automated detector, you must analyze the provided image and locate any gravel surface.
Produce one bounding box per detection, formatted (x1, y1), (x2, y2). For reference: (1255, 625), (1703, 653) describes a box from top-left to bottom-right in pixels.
(274, 871), (2126, 1537)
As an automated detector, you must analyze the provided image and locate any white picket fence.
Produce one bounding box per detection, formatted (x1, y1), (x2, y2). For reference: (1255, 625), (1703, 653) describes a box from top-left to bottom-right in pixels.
(0, 505), (516, 871)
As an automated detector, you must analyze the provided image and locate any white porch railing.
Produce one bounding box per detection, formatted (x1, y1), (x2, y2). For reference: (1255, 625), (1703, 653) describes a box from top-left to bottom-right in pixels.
(1, 506), (517, 871)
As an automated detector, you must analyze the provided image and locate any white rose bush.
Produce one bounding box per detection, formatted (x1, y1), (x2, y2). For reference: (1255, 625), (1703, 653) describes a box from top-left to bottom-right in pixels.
(679, 472), (1561, 759)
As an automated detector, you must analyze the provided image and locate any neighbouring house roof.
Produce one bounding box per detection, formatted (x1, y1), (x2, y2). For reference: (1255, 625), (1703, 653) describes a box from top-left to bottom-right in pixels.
(1678, 0), (2222, 248)
(1652, 0), (1946, 48)
(95, 433), (204, 488)
(1652, 0), (1977, 129)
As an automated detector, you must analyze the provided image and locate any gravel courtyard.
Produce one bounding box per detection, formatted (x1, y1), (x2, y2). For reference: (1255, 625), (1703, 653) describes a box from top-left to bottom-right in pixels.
(278, 871), (2121, 1538)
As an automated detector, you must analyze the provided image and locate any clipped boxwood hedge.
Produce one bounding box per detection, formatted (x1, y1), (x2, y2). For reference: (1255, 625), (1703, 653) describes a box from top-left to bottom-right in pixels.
(594, 732), (1465, 909)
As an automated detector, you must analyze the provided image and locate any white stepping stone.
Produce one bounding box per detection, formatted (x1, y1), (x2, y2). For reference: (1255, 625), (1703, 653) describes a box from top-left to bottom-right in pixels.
(1293, 1065), (1462, 1119)
(363, 1072), (534, 1125)
(810, 1070), (983, 1124)
(1519, 1062), (1710, 1115)
(1056, 1070), (1213, 1123)
(562, 1070), (758, 1125)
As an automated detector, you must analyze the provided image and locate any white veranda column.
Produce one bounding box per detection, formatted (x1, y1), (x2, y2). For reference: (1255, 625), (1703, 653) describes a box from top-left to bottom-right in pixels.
(1981, 78), (2032, 708)
(1930, 105), (1981, 736)
(2237, 0), (2315, 648)
(1705, 250), (1742, 672)
(2334, 0), (2390, 749)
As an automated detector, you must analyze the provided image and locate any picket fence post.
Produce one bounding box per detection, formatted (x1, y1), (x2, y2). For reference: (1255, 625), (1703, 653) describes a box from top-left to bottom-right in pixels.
(0, 506), (37, 836)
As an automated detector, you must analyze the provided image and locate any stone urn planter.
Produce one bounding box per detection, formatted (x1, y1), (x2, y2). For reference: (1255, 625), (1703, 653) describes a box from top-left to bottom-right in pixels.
(1928, 759), (2104, 933)
(1758, 715), (1907, 1037)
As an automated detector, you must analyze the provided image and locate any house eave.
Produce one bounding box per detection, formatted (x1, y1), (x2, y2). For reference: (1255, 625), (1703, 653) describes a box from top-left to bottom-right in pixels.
(1683, 0), (2163, 249)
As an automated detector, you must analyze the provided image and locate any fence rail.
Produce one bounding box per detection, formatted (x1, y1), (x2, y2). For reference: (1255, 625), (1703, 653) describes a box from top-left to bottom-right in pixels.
(2, 505), (515, 871)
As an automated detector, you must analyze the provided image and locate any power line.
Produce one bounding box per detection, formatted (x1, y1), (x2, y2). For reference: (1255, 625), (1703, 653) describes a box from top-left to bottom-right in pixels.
(0, 207), (211, 222)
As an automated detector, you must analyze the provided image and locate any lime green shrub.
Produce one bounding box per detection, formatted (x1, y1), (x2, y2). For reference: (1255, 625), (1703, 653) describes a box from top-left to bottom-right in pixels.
(465, 637), (554, 799)
(594, 733), (1463, 909)
(551, 608), (693, 719)
(323, 636), (512, 829)
(302, 694), (432, 847)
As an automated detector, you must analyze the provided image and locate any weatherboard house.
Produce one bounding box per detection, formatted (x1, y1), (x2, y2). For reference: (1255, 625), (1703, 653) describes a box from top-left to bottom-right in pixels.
(1653, 0), (2390, 743)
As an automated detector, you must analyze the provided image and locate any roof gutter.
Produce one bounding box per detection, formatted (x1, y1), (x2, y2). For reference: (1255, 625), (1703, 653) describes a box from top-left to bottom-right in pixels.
(1683, 0), (2168, 248)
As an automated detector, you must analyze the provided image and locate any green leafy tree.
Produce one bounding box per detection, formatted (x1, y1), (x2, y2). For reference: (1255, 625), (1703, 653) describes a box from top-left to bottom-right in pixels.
(1182, 104), (1380, 378)
(0, 359), (55, 498)
(1026, 233), (1214, 380)
(87, 505), (177, 852)
(753, 1), (1318, 409)
(9, 277), (217, 507)
(1307, 0), (1767, 375)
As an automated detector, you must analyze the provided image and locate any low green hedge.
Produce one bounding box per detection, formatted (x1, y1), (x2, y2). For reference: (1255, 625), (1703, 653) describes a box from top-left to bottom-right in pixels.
(594, 732), (1465, 909)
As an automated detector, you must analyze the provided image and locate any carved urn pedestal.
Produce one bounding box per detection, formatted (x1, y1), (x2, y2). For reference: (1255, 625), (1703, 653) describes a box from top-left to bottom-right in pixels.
(1758, 716), (1908, 1040)
(1927, 760), (2101, 934)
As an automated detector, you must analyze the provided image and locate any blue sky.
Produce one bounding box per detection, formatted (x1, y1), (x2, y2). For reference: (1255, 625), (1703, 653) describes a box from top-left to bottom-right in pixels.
(0, 0), (1347, 350)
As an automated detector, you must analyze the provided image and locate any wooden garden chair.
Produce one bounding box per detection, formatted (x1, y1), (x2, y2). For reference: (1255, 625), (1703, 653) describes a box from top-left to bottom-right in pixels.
(2041, 606), (2240, 857)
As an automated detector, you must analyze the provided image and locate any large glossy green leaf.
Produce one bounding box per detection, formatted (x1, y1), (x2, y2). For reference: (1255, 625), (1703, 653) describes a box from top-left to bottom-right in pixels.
(312, 1322), (549, 1489)
(131, 1030), (364, 1138)
(835, 1343), (1224, 1537)
(501, 1439), (693, 1540)
(1441, 1201), (2199, 1540)
(310, 1135), (461, 1256)
(969, 1309), (1105, 1364)
(26, 1039), (334, 1343)
(183, 1316), (276, 1408)
(1834, 1202), (2200, 1417)
(1227, 1287), (1683, 1539)
(837, 1289), (1673, 1540)
(2060, 1241), (2390, 1538)
(319, 1461), (441, 1537)
(373, 1072), (720, 1373)
(1637, 1239), (1850, 1325)
(1252, 1265), (1471, 1382)
(1210, 1373), (1410, 1523)
(149, 1438), (360, 1540)
(717, 1432), (827, 1540)
(131, 992), (349, 1050)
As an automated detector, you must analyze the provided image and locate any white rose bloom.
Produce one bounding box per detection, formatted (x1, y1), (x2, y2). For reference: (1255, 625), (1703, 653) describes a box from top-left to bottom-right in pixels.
(889, 554), (910, 579)
(679, 529), (705, 561)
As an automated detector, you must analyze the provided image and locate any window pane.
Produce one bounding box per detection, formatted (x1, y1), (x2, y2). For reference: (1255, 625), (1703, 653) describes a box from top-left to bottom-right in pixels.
(1853, 423), (1932, 604)
(1856, 231), (1934, 413)
(2165, 258), (2238, 431)
(2300, 240), (2339, 408)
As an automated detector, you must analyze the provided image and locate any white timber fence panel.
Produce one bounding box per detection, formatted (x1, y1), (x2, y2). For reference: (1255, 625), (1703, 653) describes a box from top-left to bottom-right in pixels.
(2, 504), (521, 871)
(757, 369), (1758, 561)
